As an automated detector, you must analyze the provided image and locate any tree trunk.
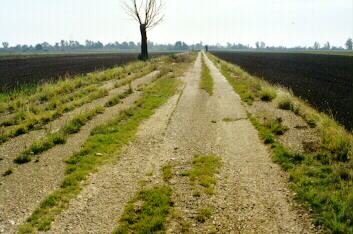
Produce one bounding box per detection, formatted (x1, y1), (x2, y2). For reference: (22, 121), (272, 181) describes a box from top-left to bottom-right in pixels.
(140, 24), (148, 60)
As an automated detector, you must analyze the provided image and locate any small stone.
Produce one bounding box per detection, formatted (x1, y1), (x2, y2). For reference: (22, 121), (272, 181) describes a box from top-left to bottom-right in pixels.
(9, 220), (15, 225)
(95, 153), (103, 156)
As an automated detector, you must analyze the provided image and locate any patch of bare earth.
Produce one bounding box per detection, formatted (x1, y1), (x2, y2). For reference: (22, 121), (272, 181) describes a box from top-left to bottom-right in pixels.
(247, 101), (321, 154)
(0, 72), (158, 234)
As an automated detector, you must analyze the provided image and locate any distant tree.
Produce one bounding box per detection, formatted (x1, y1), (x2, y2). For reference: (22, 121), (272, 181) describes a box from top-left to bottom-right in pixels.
(121, 41), (129, 49)
(345, 38), (352, 50)
(2, 42), (9, 48)
(21, 44), (29, 51)
(123, 0), (164, 60)
(255, 41), (260, 49)
(60, 40), (66, 49)
(260, 41), (266, 49)
(313, 42), (320, 50)
(41, 42), (51, 50)
(35, 44), (43, 50)
(128, 41), (137, 49)
(323, 41), (330, 50)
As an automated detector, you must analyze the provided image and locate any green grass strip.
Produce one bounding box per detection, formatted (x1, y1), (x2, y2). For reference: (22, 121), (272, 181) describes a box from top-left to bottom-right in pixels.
(14, 107), (104, 164)
(114, 185), (172, 234)
(200, 55), (214, 95)
(207, 54), (255, 105)
(248, 114), (353, 233)
(18, 76), (180, 233)
(105, 88), (133, 108)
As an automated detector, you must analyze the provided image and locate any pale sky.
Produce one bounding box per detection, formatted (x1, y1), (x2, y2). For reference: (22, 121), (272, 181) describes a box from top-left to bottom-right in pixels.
(0, 0), (352, 47)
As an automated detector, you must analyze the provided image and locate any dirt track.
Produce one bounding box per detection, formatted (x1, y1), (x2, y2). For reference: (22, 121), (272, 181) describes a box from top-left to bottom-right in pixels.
(41, 53), (316, 233)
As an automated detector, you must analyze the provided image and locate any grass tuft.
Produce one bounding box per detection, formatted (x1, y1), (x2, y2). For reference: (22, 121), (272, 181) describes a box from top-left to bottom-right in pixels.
(195, 207), (213, 223)
(114, 185), (172, 234)
(260, 87), (277, 101)
(264, 118), (289, 135)
(183, 155), (222, 192)
(277, 94), (294, 110)
(162, 164), (174, 182)
(2, 167), (13, 176)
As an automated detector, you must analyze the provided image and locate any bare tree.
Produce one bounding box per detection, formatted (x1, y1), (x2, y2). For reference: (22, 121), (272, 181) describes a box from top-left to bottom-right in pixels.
(313, 42), (320, 50)
(345, 38), (352, 50)
(2, 42), (9, 49)
(123, 0), (164, 60)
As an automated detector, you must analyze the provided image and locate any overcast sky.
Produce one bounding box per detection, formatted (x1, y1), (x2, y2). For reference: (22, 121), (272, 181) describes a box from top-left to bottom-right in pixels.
(0, 0), (352, 47)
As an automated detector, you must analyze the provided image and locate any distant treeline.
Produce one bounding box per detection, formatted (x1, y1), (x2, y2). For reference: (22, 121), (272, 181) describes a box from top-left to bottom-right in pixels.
(0, 40), (195, 52)
(0, 38), (352, 52)
(209, 38), (352, 51)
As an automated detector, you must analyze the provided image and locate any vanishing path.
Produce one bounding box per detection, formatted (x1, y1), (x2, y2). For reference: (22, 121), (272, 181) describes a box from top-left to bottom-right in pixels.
(45, 53), (315, 233)
(0, 72), (159, 234)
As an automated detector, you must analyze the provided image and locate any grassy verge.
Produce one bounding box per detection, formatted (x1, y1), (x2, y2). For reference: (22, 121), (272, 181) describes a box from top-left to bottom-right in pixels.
(18, 61), (187, 233)
(14, 107), (104, 164)
(209, 53), (353, 233)
(249, 114), (353, 233)
(200, 55), (214, 95)
(114, 185), (173, 234)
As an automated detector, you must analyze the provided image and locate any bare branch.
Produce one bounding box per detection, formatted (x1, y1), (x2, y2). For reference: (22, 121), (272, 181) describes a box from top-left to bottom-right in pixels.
(123, 0), (164, 29)
(123, 0), (142, 24)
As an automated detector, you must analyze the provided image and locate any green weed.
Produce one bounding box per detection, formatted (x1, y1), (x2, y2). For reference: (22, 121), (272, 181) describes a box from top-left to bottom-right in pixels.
(114, 186), (172, 234)
(183, 155), (222, 193)
(260, 87), (277, 101)
(162, 164), (174, 182)
(277, 95), (294, 110)
(264, 118), (289, 135)
(2, 167), (13, 176)
(195, 207), (213, 223)
(223, 117), (237, 122)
